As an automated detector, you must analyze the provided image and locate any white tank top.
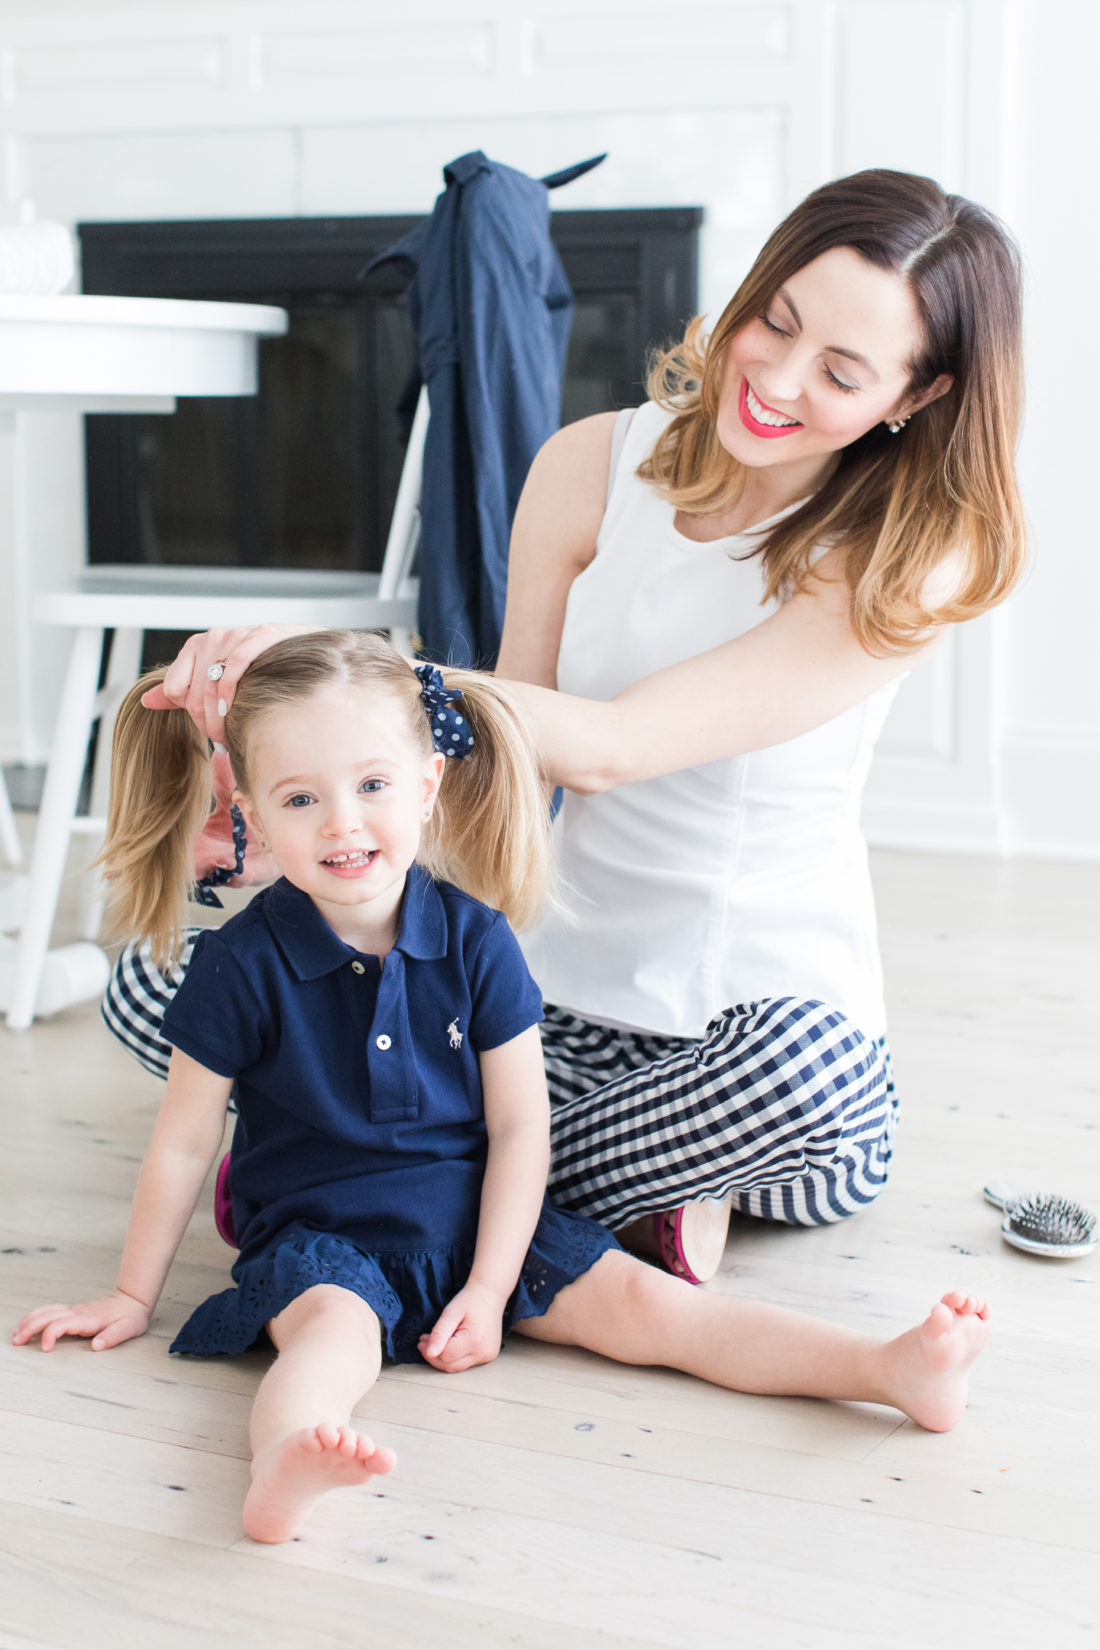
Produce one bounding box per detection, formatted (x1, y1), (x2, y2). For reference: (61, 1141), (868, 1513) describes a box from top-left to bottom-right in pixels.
(521, 401), (899, 1040)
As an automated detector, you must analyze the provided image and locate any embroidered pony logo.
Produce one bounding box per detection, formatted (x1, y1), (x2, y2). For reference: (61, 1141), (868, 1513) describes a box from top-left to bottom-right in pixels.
(447, 1019), (464, 1050)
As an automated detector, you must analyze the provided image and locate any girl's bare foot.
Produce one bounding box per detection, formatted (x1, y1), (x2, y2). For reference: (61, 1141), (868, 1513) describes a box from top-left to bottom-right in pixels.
(243, 1423), (397, 1544)
(881, 1291), (991, 1432)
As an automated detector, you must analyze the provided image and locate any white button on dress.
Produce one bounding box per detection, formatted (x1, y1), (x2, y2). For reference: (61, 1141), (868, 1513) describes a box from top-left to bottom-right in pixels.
(375, 1034), (392, 1050)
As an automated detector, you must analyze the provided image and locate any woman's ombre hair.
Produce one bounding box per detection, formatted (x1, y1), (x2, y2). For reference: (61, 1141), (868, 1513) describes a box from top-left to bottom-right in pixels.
(639, 168), (1026, 652)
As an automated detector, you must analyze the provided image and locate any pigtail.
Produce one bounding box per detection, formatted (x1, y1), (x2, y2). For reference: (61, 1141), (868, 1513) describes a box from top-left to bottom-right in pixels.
(96, 669), (212, 970)
(418, 671), (554, 932)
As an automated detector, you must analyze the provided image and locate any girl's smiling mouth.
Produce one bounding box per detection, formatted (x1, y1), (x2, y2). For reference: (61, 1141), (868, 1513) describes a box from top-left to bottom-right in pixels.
(739, 378), (803, 438)
(321, 850), (379, 876)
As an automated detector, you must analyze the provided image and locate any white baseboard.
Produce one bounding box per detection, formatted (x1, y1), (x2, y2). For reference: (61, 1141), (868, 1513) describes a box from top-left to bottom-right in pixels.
(864, 732), (1100, 862)
(999, 729), (1100, 862)
(862, 798), (1006, 858)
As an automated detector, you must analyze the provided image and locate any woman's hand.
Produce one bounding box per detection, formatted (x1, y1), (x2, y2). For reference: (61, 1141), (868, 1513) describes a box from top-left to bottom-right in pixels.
(12, 1289), (151, 1353)
(141, 624), (322, 744)
(192, 749), (279, 887)
(417, 1281), (505, 1374)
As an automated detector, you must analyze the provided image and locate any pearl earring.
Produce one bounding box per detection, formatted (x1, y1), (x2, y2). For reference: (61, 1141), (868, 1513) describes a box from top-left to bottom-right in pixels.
(886, 415), (910, 434)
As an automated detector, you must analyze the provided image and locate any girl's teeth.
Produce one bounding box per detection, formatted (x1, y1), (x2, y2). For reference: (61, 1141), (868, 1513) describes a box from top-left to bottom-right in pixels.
(326, 851), (373, 865)
(747, 384), (799, 427)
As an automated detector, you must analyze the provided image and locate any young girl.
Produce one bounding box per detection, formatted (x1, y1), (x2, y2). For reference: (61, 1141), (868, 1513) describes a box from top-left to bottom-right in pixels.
(15, 631), (990, 1545)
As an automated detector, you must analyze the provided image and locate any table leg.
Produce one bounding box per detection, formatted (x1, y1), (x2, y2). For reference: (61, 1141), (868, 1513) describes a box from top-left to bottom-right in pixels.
(6, 625), (104, 1030)
(0, 767), (22, 865)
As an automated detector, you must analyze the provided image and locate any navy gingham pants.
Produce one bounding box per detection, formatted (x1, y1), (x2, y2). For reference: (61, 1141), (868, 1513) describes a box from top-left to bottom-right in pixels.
(540, 1000), (898, 1227)
(103, 933), (897, 1229)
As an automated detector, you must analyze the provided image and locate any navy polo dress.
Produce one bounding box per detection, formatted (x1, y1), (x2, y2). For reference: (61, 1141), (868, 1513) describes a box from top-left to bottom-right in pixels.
(162, 868), (619, 1364)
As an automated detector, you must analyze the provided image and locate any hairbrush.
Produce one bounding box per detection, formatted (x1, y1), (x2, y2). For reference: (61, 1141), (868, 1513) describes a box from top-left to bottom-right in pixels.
(983, 1181), (1097, 1259)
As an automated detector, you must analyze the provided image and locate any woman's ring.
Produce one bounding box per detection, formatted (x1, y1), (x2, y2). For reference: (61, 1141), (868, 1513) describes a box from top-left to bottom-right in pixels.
(206, 660), (227, 682)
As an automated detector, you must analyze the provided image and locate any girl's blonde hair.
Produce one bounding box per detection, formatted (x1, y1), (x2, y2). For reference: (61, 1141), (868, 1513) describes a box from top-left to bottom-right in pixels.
(101, 630), (553, 968)
(639, 168), (1027, 653)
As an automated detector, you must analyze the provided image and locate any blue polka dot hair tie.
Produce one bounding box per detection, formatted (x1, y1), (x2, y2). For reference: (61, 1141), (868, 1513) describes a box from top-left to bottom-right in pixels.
(193, 803), (247, 908)
(413, 663), (475, 760)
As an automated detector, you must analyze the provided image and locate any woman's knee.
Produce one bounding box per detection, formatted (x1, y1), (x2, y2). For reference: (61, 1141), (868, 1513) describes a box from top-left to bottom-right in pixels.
(698, 997), (888, 1130)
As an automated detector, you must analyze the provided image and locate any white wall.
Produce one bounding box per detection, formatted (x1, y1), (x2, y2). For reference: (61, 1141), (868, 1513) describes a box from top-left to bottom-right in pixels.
(999, 0), (1100, 859)
(0, 0), (1095, 859)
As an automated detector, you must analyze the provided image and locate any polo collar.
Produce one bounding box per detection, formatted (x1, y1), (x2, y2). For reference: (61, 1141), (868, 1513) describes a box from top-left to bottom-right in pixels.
(264, 864), (449, 981)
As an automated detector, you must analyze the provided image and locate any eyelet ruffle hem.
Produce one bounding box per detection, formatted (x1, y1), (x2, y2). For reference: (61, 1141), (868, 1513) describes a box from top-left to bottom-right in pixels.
(170, 1200), (620, 1366)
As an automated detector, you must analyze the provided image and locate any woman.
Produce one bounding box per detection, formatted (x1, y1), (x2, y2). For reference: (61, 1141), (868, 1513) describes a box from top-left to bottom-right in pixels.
(104, 169), (1025, 1283)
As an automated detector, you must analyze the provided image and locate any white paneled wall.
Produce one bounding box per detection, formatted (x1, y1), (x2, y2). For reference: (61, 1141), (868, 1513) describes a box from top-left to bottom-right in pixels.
(0, 0), (1094, 858)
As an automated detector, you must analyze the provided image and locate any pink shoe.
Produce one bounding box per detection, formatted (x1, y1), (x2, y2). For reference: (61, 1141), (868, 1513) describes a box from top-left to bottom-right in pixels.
(652, 1194), (732, 1284)
(214, 1152), (237, 1247)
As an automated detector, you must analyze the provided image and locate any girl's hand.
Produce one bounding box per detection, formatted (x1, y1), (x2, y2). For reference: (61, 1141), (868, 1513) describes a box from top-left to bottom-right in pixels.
(12, 1290), (151, 1352)
(141, 624), (322, 745)
(418, 1282), (505, 1374)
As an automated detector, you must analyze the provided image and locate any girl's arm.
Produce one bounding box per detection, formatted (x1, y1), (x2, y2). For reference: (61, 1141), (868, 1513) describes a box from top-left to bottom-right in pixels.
(13, 1050), (232, 1352)
(496, 419), (932, 794)
(419, 1025), (550, 1374)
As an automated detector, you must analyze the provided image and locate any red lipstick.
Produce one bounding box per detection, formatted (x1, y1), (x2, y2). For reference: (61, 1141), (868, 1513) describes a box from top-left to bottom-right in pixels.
(738, 378), (803, 440)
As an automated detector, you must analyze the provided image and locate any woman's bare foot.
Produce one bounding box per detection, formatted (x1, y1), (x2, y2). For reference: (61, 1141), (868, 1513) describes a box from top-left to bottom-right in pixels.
(243, 1423), (397, 1544)
(881, 1291), (991, 1432)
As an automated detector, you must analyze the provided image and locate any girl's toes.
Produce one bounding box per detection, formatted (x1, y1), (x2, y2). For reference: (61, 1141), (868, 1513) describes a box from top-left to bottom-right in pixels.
(941, 1290), (966, 1313)
(373, 1444), (398, 1475)
(925, 1301), (954, 1337)
(314, 1423), (339, 1451)
(976, 1300), (991, 1320)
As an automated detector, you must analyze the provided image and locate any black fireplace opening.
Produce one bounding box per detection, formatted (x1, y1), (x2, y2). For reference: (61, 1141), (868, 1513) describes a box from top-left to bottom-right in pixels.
(79, 209), (701, 588)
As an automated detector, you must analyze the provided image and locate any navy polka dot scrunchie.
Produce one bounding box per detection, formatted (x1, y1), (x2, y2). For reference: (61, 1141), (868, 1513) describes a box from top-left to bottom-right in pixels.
(193, 803), (247, 908)
(413, 664), (475, 760)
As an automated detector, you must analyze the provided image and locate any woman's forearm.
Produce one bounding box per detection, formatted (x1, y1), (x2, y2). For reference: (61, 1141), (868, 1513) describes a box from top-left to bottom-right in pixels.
(504, 571), (925, 793)
(505, 679), (624, 795)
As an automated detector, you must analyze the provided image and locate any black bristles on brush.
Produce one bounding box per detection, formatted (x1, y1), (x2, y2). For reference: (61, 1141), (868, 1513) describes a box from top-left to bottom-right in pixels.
(1005, 1195), (1096, 1249)
(984, 1182), (1098, 1258)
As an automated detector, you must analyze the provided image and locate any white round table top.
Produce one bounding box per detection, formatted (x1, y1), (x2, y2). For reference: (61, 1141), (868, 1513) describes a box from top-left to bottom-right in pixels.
(0, 293), (289, 408)
(0, 293), (287, 334)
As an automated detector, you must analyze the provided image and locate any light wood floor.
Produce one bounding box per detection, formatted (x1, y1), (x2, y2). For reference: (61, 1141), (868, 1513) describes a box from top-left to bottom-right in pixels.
(1, 846), (1098, 1650)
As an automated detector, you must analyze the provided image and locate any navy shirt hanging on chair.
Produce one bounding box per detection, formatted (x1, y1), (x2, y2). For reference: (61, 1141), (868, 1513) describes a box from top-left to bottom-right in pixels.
(369, 150), (605, 668)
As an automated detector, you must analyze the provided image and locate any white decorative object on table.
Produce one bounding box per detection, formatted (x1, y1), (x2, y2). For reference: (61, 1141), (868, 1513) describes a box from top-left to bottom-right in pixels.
(0, 220), (75, 295)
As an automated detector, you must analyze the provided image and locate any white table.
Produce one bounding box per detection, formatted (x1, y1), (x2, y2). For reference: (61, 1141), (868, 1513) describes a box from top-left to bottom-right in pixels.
(0, 294), (288, 1028)
(0, 293), (286, 411)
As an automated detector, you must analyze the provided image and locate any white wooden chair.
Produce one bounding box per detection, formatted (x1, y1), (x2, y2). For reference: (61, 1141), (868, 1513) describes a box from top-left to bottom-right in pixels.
(4, 388), (427, 1030)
